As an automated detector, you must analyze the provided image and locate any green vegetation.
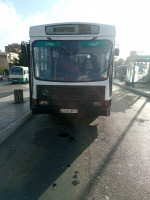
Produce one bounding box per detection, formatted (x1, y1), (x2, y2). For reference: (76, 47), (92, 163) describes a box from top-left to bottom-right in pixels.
(114, 58), (124, 67)
(11, 51), (29, 67)
(114, 57), (129, 67)
(0, 68), (9, 76)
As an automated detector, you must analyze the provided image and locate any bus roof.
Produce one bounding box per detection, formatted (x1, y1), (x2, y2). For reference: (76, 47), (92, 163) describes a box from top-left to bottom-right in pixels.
(29, 22), (116, 37)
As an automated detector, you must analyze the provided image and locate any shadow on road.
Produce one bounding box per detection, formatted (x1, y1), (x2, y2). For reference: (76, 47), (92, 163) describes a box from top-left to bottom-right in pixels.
(0, 113), (98, 200)
(112, 87), (142, 113)
(77, 98), (148, 200)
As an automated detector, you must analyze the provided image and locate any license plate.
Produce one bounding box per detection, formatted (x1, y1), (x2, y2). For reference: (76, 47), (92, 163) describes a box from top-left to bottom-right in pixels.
(60, 109), (78, 113)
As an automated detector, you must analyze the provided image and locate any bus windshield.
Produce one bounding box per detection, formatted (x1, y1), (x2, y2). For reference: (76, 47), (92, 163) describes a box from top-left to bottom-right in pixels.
(10, 67), (23, 75)
(33, 40), (112, 82)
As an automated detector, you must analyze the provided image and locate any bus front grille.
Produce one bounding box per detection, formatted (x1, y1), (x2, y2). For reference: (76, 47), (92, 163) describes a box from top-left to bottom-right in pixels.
(37, 85), (105, 108)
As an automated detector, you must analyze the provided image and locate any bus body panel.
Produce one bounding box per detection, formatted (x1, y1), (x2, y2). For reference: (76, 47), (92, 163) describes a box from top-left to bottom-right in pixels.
(30, 78), (111, 115)
(31, 78), (111, 100)
(31, 84), (111, 115)
(29, 22), (116, 37)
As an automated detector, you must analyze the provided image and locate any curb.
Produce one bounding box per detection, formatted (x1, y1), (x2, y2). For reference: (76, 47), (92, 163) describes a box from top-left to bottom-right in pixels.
(0, 110), (33, 145)
(113, 82), (150, 98)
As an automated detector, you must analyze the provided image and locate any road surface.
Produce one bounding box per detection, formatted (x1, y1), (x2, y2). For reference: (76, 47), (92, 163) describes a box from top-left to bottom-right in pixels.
(0, 80), (29, 99)
(0, 84), (150, 200)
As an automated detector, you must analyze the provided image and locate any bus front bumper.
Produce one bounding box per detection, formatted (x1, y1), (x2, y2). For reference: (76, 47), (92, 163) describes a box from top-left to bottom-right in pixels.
(30, 99), (111, 116)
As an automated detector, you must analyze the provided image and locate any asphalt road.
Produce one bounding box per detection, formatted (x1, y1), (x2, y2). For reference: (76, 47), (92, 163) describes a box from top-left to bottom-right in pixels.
(0, 85), (150, 200)
(0, 80), (29, 99)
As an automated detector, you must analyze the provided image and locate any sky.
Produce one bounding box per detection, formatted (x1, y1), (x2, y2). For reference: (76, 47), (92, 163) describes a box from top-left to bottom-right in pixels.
(0, 0), (150, 59)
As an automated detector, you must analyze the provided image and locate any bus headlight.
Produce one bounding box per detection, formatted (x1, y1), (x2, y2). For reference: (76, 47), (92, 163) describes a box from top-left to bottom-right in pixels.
(39, 100), (49, 106)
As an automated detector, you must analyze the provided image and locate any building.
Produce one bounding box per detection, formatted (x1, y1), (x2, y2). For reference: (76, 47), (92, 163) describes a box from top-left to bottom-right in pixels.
(0, 52), (19, 69)
(5, 43), (21, 53)
(0, 52), (9, 69)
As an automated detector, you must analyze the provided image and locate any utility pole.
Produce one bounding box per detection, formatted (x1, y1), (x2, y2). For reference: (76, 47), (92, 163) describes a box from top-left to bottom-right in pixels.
(132, 61), (136, 87)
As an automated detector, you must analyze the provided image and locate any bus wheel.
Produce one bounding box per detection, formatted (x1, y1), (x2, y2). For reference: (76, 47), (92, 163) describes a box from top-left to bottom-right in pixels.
(104, 108), (110, 116)
(25, 79), (28, 83)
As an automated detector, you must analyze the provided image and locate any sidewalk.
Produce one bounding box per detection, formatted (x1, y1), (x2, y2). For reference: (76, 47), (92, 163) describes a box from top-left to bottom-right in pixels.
(0, 89), (32, 144)
(113, 78), (150, 98)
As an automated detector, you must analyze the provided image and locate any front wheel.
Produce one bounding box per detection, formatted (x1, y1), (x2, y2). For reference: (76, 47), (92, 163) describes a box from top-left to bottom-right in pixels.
(103, 108), (110, 116)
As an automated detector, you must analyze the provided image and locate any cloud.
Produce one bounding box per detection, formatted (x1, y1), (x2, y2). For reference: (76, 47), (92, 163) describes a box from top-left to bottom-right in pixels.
(50, 0), (116, 24)
(0, 0), (150, 58)
(0, 0), (104, 51)
(0, 1), (30, 50)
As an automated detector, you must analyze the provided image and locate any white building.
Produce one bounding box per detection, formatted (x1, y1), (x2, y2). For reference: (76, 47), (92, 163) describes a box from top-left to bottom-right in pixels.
(0, 52), (19, 69)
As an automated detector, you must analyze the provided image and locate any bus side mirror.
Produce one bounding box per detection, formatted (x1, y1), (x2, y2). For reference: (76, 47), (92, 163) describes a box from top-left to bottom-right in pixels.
(27, 43), (30, 68)
(21, 41), (30, 68)
(115, 48), (119, 56)
(21, 41), (27, 54)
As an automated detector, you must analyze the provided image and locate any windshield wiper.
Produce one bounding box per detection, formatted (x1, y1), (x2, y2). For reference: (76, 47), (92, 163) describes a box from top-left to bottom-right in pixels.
(47, 36), (53, 40)
(91, 36), (97, 40)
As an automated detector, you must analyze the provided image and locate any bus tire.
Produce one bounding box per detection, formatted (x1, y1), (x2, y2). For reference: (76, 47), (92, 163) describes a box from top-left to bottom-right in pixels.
(104, 108), (110, 116)
(32, 110), (38, 114)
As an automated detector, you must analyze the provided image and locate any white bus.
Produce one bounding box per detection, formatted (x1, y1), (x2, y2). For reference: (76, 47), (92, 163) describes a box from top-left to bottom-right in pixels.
(28, 22), (119, 115)
(9, 66), (29, 83)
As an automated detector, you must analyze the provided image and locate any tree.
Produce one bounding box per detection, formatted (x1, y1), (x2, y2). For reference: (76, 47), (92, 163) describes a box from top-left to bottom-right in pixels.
(11, 57), (19, 66)
(18, 51), (29, 66)
(11, 51), (29, 67)
(0, 68), (9, 77)
(0, 68), (4, 75)
(114, 58), (124, 67)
